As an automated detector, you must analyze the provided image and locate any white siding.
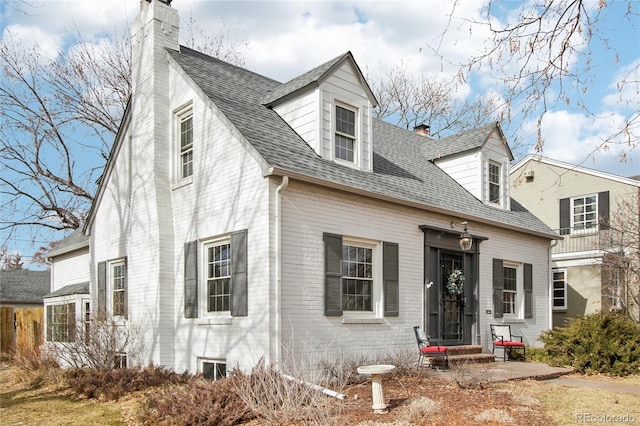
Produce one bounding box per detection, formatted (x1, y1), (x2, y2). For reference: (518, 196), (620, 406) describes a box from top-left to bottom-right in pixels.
(90, 50), (275, 373)
(278, 181), (550, 370)
(273, 90), (320, 153)
(50, 249), (90, 292)
(319, 62), (374, 171)
(481, 133), (511, 210)
(434, 152), (483, 199)
(168, 62), (274, 374)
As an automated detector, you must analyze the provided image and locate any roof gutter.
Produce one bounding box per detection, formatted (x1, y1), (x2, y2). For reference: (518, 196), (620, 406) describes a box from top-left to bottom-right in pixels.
(266, 167), (561, 241)
(46, 240), (90, 259)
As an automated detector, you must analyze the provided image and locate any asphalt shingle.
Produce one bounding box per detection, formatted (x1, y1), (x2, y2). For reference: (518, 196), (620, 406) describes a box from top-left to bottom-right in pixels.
(167, 47), (556, 239)
(0, 270), (50, 304)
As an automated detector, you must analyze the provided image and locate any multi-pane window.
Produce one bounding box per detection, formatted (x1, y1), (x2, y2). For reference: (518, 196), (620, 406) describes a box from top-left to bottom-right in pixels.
(335, 105), (356, 162)
(342, 245), (372, 311)
(552, 269), (567, 310)
(112, 262), (126, 317)
(207, 242), (231, 312)
(46, 303), (76, 342)
(572, 195), (597, 231)
(180, 112), (194, 179)
(502, 266), (517, 315)
(202, 360), (227, 380)
(113, 353), (127, 369)
(84, 301), (91, 344)
(489, 162), (500, 203)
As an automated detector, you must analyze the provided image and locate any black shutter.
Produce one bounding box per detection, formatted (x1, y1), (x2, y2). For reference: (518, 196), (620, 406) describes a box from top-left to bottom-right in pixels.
(598, 191), (610, 230)
(97, 261), (106, 319)
(559, 198), (570, 235)
(383, 242), (399, 317)
(324, 233), (343, 316)
(524, 263), (533, 318)
(231, 229), (248, 317)
(493, 258), (503, 318)
(123, 257), (128, 320)
(184, 241), (198, 318)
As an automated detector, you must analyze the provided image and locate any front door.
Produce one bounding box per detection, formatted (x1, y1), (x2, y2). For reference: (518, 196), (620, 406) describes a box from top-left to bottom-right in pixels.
(440, 252), (464, 345)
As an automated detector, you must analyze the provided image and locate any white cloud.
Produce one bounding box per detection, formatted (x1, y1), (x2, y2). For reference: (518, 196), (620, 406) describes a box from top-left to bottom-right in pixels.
(602, 58), (640, 112)
(1, 24), (61, 61)
(526, 110), (639, 177)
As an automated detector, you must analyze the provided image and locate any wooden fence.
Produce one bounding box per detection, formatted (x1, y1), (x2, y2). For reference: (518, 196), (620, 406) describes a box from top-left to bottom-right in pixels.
(1, 307), (44, 356)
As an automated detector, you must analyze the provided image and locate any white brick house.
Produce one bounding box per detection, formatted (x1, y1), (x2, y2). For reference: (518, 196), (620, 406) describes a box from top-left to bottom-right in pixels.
(46, 0), (558, 376)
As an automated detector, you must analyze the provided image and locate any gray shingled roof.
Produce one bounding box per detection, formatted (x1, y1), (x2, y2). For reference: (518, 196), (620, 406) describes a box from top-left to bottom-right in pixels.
(0, 270), (50, 304)
(262, 52), (350, 106)
(47, 228), (89, 258)
(44, 282), (89, 298)
(167, 47), (557, 239)
(422, 123), (513, 161)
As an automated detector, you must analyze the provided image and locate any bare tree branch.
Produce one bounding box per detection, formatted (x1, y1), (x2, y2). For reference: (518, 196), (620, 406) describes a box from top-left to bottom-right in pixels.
(435, 0), (639, 158)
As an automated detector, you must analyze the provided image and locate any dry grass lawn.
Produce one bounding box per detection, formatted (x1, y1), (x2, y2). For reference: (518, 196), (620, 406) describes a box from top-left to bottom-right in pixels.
(509, 376), (640, 425)
(1, 361), (639, 425)
(0, 364), (123, 426)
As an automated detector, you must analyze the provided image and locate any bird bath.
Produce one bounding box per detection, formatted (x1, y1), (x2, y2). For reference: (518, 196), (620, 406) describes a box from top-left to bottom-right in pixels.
(356, 364), (396, 414)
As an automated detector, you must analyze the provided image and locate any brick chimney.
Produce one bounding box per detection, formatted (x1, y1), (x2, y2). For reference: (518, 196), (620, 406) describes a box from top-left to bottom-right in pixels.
(413, 124), (430, 136)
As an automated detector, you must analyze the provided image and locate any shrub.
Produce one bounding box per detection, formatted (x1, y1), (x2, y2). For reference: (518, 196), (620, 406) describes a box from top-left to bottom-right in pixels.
(65, 365), (191, 400)
(232, 358), (340, 425)
(539, 312), (640, 376)
(6, 348), (62, 388)
(133, 376), (255, 426)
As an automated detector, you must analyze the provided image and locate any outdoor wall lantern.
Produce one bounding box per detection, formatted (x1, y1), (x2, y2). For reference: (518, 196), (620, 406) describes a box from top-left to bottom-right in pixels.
(458, 222), (473, 252)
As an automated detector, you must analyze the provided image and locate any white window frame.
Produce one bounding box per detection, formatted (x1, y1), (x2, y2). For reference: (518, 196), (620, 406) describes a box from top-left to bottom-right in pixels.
(110, 260), (126, 318)
(341, 237), (382, 318)
(488, 161), (501, 205)
(202, 236), (232, 318)
(114, 353), (127, 369)
(83, 299), (91, 344)
(333, 102), (358, 166)
(502, 261), (523, 318)
(46, 301), (76, 343)
(174, 103), (194, 185)
(199, 358), (227, 380)
(552, 268), (568, 310)
(570, 194), (598, 234)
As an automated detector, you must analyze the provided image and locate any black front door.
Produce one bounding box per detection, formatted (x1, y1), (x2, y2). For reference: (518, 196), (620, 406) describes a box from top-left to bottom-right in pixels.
(440, 252), (464, 345)
(423, 227), (477, 346)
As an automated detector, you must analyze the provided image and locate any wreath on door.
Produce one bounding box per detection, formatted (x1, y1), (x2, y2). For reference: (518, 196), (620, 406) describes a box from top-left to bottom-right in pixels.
(446, 269), (465, 296)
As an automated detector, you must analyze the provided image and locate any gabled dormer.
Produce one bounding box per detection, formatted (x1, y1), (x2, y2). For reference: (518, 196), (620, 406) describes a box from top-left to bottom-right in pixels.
(263, 52), (378, 171)
(422, 122), (514, 210)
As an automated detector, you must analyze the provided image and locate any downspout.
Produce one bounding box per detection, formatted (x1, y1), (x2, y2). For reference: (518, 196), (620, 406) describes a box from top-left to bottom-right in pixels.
(275, 176), (289, 369)
(549, 239), (559, 330)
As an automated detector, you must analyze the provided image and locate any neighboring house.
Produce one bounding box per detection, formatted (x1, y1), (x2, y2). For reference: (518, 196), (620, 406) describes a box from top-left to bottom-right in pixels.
(43, 229), (90, 350)
(0, 270), (50, 308)
(47, 0), (559, 376)
(1, 269), (50, 354)
(511, 155), (640, 327)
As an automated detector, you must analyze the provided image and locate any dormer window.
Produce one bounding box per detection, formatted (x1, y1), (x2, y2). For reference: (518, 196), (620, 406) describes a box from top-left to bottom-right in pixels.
(335, 105), (356, 162)
(489, 162), (501, 204)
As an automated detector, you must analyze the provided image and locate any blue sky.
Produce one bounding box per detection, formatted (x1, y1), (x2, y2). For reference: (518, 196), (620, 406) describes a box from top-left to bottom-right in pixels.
(2, 0), (639, 268)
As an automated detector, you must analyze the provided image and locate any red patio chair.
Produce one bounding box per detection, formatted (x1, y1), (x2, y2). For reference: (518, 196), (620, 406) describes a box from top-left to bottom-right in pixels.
(413, 326), (449, 369)
(490, 324), (526, 362)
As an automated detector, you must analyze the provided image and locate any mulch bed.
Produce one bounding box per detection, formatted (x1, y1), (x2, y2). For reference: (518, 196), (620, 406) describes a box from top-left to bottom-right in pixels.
(333, 374), (556, 425)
